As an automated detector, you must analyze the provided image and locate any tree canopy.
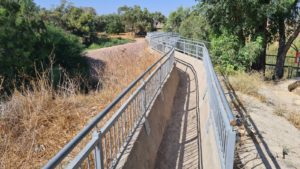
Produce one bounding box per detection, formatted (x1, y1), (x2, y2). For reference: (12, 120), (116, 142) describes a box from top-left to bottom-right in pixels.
(0, 0), (89, 93)
(164, 7), (190, 32)
(118, 5), (166, 33)
(186, 0), (300, 78)
(0, 0), (168, 94)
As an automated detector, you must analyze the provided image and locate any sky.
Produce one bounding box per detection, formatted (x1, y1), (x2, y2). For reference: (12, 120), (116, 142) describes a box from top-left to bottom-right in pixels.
(33, 0), (198, 16)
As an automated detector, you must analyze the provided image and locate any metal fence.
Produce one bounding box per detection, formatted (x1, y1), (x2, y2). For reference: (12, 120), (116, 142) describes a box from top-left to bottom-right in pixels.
(265, 54), (300, 78)
(146, 32), (235, 169)
(44, 32), (235, 169)
(44, 46), (175, 169)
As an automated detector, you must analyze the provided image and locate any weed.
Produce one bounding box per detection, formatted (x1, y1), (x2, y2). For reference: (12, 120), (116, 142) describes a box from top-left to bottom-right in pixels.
(273, 106), (286, 117)
(0, 46), (158, 168)
(287, 112), (300, 129)
(228, 71), (267, 102)
(87, 37), (134, 50)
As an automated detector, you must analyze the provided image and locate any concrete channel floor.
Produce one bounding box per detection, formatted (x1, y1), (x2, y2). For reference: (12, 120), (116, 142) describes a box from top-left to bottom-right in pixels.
(154, 52), (220, 169)
(155, 61), (199, 169)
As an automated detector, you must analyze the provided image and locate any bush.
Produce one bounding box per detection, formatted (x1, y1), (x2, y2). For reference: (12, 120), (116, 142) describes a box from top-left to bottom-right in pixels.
(179, 15), (210, 41)
(42, 25), (89, 78)
(228, 71), (267, 102)
(0, 23), (90, 94)
(211, 32), (263, 74)
(87, 37), (132, 50)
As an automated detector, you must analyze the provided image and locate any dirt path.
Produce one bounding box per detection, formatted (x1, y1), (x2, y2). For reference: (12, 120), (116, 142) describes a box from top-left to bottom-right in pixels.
(155, 63), (200, 169)
(222, 77), (300, 169)
(259, 78), (300, 112)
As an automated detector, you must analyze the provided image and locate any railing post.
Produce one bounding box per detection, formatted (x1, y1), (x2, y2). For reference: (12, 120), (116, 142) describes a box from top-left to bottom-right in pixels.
(93, 131), (104, 169)
(225, 130), (235, 169)
(142, 81), (147, 114)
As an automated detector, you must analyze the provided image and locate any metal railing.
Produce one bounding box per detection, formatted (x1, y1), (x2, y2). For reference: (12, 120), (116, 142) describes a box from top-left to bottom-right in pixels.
(44, 32), (235, 169)
(146, 32), (235, 169)
(44, 46), (175, 168)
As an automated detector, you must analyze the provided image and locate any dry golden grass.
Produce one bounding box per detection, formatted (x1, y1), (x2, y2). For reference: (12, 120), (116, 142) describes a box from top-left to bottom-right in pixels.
(228, 71), (267, 102)
(287, 112), (300, 129)
(0, 48), (158, 168)
(273, 106), (286, 117)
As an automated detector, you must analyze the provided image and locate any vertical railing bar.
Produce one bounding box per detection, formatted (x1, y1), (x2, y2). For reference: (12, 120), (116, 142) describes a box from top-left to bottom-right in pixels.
(93, 131), (104, 169)
(123, 109), (127, 145)
(134, 95), (138, 126)
(109, 130), (112, 168)
(112, 124), (116, 161)
(120, 114), (123, 150)
(116, 118), (119, 154)
(103, 135), (106, 169)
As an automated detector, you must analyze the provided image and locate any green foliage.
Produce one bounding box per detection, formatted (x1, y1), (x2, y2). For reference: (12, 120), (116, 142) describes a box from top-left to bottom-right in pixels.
(164, 7), (190, 32)
(211, 32), (263, 74)
(0, 0), (46, 91)
(0, 0), (89, 93)
(102, 14), (125, 34)
(43, 25), (89, 77)
(42, 1), (97, 46)
(95, 15), (106, 32)
(87, 37), (133, 50)
(151, 12), (166, 24)
(179, 14), (210, 41)
(118, 5), (164, 33)
(201, 0), (300, 77)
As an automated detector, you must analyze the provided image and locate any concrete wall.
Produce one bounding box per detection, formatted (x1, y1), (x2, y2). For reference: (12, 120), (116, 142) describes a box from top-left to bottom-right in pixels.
(175, 51), (222, 169)
(118, 67), (179, 169)
(200, 97), (222, 169)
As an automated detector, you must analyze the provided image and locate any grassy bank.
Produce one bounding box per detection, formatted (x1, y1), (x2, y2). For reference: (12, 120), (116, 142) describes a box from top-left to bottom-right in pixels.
(86, 37), (134, 50)
(0, 47), (158, 168)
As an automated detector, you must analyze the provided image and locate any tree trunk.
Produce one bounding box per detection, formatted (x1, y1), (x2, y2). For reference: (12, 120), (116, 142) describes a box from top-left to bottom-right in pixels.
(275, 22), (300, 79)
(274, 18), (286, 79)
(252, 19), (268, 72)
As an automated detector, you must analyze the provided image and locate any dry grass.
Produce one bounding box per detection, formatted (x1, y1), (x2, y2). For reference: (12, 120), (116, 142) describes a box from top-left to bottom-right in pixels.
(228, 71), (267, 102)
(287, 112), (300, 129)
(0, 47), (158, 168)
(273, 106), (286, 117)
(273, 106), (300, 129)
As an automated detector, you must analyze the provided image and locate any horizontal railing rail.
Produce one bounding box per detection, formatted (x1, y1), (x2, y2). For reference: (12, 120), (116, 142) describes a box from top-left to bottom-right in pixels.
(44, 45), (175, 169)
(146, 32), (236, 169)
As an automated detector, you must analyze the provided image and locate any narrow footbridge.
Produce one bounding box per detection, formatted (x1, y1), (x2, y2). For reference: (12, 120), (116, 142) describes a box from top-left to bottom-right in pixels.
(44, 32), (236, 169)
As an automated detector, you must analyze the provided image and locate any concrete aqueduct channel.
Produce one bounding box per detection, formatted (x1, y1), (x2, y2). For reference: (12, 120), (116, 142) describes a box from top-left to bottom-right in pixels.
(43, 34), (235, 169)
(117, 52), (229, 169)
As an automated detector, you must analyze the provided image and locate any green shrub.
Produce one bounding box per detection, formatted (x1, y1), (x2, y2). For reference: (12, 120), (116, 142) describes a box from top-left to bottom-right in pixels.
(42, 25), (89, 78)
(179, 15), (210, 41)
(87, 37), (132, 50)
(0, 2), (90, 93)
(211, 32), (262, 74)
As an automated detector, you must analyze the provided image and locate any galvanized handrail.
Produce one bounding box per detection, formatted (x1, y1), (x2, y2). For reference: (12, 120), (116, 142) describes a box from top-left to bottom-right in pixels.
(45, 32), (235, 169)
(44, 46), (175, 168)
(146, 32), (235, 169)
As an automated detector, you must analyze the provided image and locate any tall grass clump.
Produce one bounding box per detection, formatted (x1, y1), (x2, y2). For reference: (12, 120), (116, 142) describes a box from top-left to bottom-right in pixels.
(288, 112), (300, 129)
(228, 71), (266, 102)
(0, 47), (158, 168)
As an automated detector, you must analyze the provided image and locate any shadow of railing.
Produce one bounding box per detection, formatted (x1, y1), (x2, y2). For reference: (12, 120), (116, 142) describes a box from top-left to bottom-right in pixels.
(221, 74), (281, 169)
(154, 60), (203, 169)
